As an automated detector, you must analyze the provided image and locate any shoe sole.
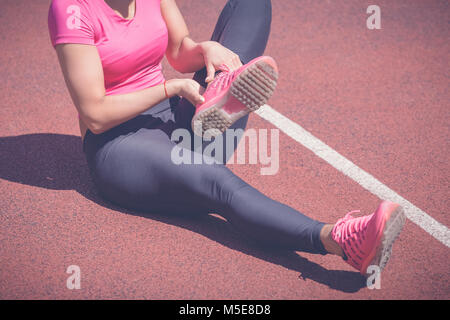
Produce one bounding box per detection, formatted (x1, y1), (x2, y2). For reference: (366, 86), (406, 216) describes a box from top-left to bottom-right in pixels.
(363, 205), (406, 275)
(192, 57), (278, 138)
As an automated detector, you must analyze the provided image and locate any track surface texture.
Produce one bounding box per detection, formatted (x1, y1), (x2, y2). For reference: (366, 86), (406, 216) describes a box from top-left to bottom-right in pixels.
(0, 0), (449, 299)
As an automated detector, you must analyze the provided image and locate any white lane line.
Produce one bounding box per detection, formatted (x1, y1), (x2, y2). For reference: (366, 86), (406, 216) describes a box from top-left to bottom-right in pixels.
(255, 104), (450, 248)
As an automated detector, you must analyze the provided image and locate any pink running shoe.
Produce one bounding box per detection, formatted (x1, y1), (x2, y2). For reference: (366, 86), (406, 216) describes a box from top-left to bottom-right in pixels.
(332, 201), (406, 275)
(191, 56), (278, 138)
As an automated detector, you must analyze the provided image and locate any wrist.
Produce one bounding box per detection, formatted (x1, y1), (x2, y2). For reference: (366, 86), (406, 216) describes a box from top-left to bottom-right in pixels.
(198, 41), (215, 55)
(165, 79), (180, 97)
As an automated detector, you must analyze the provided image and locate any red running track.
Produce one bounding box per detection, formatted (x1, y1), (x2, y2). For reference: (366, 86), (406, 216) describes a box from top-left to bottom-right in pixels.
(0, 0), (448, 299)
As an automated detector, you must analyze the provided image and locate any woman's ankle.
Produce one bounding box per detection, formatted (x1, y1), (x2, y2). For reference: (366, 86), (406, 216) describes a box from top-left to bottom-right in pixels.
(320, 224), (344, 257)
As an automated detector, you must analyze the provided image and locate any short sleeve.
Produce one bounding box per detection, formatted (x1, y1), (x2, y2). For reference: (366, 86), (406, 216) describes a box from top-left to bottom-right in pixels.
(48, 0), (95, 48)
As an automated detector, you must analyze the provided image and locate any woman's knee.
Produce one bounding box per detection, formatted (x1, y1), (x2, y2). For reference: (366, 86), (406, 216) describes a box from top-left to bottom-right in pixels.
(224, 0), (272, 63)
(231, 0), (272, 20)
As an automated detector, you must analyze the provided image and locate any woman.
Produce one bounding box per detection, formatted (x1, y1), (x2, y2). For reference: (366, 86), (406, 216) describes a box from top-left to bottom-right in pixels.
(48, 0), (405, 276)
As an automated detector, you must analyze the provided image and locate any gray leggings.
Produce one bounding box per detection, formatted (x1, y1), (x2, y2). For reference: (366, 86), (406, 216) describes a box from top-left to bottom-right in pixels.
(83, 0), (327, 254)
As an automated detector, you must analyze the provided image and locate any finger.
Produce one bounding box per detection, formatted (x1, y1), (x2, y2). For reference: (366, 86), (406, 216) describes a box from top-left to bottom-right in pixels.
(217, 63), (230, 72)
(234, 55), (243, 67)
(193, 93), (205, 105)
(226, 60), (237, 72)
(186, 95), (203, 106)
(190, 83), (205, 105)
(232, 55), (242, 70)
(205, 62), (216, 83)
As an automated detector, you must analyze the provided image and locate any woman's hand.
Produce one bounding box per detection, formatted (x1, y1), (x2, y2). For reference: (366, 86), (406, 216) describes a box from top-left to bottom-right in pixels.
(166, 79), (205, 106)
(200, 41), (243, 83)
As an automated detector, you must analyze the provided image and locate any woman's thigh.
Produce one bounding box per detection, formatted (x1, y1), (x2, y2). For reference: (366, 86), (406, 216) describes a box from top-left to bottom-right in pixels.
(90, 127), (239, 215)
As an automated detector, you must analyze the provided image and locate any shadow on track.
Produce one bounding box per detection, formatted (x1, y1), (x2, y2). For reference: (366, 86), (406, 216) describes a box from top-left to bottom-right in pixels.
(0, 133), (366, 293)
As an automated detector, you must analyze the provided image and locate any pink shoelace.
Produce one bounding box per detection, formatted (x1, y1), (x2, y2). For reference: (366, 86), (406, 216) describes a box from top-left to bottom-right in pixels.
(209, 70), (237, 91)
(334, 210), (370, 236)
(207, 62), (244, 91)
(333, 210), (372, 265)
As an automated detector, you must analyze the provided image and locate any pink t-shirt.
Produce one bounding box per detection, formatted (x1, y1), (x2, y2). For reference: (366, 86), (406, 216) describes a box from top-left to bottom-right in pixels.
(48, 0), (168, 95)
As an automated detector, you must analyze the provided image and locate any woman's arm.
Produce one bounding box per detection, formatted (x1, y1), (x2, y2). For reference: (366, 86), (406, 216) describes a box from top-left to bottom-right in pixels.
(161, 0), (242, 82)
(160, 0), (203, 73)
(56, 43), (204, 134)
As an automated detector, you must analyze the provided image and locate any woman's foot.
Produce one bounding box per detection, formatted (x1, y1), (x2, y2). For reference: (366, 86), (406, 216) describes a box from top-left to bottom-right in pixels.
(323, 201), (406, 275)
(191, 56), (278, 138)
